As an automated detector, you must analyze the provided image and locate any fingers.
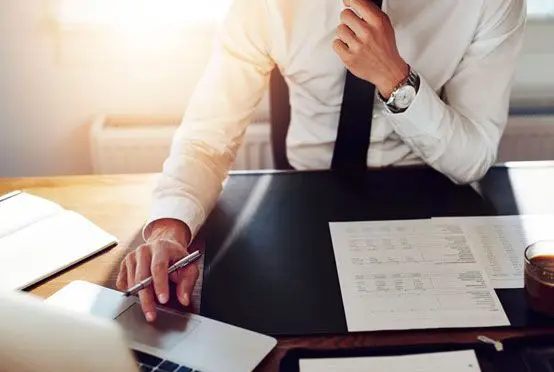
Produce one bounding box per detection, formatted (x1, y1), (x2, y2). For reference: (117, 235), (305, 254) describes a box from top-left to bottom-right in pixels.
(173, 263), (200, 307)
(170, 237), (202, 306)
(151, 243), (171, 305)
(116, 234), (193, 325)
(336, 23), (359, 49)
(135, 246), (157, 322)
(125, 253), (136, 291)
(333, 39), (350, 62)
(340, 8), (367, 38)
(344, 0), (382, 26)
(116, 259), (127, 291)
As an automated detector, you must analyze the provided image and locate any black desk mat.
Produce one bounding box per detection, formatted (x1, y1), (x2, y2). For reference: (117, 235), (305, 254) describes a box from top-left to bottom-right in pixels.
(200, 166), (554, 336)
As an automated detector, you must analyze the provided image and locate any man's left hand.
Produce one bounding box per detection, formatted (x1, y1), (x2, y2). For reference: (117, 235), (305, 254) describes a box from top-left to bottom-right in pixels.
(334, 0), (409, 99)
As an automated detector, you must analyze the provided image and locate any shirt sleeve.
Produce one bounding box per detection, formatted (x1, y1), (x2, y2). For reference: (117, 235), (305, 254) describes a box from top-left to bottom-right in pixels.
(387, 0), (526, 184)
(143, 0), (274, 242)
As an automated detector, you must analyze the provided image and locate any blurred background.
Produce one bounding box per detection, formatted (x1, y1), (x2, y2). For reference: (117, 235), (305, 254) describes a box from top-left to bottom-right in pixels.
(0, 0), (553, 178)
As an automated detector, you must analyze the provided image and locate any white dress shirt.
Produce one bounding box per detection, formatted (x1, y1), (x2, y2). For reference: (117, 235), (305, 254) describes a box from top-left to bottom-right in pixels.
(145, 0), (526, 241)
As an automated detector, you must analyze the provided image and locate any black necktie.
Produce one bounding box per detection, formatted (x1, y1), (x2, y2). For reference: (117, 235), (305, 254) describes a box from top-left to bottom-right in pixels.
(331, 0), (382, 172)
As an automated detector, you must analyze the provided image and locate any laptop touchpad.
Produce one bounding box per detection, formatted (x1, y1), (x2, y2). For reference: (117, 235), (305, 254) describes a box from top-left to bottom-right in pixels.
(115, 304), (200, 351)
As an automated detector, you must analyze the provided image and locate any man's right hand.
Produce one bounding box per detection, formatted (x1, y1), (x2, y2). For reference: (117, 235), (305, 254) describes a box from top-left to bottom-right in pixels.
(116, 219), (200, 322)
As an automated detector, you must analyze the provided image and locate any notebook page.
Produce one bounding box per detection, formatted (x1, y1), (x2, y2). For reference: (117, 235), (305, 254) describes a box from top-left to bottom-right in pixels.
(300, 350), (481, 372)
(0, 210), (117, 290)
(0, 192), (63, 239)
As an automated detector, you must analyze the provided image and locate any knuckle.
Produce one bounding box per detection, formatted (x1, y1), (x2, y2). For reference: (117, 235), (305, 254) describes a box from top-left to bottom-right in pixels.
(158, 238), (181, 252)
(136, 244), (150, 256)
(358, 28), (370, 42)
(374, 15), (388, 31)
(151, 262), (166, 275)
(156, 237), (170, 246)
(126, 252), (136, 264)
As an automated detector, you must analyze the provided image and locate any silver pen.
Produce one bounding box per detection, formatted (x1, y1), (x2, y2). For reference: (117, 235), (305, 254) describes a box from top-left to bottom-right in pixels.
(123, 250), (202, 297)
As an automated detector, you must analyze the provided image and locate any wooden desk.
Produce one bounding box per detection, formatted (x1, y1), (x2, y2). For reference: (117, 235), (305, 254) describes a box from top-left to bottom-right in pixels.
(2, 172), (554, 372)
(0, 174), (157, 298)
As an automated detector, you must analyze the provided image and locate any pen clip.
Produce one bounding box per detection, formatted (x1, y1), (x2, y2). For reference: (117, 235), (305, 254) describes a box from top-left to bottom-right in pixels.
(477, 335), (504, 352)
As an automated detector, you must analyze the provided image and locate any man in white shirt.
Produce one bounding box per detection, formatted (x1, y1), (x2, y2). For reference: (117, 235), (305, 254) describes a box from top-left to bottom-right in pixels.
(116, 0), (526, 321)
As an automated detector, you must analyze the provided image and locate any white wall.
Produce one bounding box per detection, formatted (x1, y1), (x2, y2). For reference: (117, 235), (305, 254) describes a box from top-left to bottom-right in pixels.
(511, 20), (554, 106)
(0, 0), (216, 177)
(1, 1), (553, 177)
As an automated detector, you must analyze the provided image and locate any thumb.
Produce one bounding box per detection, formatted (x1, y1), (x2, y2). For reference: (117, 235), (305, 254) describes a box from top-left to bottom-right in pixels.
(172, 264), (200, 307)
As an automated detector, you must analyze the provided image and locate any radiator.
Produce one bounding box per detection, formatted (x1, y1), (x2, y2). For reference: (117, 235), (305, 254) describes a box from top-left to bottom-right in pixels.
(90, 114), (554, 174)
(90, 116), (274, 173)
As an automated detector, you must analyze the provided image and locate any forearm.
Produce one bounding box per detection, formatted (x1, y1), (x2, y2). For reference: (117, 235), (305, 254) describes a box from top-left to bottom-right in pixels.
(388, 76), (504, 184)
(145, 138), (233, 242)
(143, 0), (274, 242)
(338, 0), (524, 184)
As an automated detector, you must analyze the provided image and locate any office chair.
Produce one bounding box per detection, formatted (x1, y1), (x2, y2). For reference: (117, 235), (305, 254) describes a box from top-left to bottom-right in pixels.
(269, 68), (293, 170)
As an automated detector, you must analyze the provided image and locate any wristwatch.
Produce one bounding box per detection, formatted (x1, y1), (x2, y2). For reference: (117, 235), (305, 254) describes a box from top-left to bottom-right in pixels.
(381, 66), (420, 114)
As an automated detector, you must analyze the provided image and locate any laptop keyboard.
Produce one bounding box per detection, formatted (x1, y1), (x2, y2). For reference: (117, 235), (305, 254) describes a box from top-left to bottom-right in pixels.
(133, 349), (200, 372)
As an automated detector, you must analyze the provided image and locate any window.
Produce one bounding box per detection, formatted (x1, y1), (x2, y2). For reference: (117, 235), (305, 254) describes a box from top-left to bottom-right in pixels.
(55, 0), (233, 29)
(53, 0), (232, 64)
(528, 0), (554, 19)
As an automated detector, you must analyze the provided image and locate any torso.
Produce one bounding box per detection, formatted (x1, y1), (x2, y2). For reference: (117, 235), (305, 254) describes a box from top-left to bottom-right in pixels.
(265, 0), (484, 169)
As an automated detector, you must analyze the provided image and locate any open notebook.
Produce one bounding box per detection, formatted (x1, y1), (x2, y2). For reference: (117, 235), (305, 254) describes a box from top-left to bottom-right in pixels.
(0, 191), (117, 290)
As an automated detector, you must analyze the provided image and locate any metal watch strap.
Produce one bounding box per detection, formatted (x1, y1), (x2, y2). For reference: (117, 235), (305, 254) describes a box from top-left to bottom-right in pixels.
(385, 67), (420, 114)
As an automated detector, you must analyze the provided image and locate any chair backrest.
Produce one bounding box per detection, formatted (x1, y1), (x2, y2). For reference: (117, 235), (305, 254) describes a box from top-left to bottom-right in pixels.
(269, 68), (293, 170)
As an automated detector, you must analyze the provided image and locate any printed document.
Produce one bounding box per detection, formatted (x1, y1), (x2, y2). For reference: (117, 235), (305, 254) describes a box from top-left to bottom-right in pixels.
(300, 350), (481, 372)
(435, 215), (554, 288)
(329, 220), (509, 332)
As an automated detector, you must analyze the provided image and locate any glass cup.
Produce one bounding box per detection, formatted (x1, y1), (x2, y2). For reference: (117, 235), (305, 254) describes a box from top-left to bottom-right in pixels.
(524, 240), (554, 316)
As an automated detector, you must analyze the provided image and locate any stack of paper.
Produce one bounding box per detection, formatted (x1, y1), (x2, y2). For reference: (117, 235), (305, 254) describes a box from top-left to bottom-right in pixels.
(329, 215), (554, 332)
(437, 215), (554, 289)
(329, 219), (511, 332)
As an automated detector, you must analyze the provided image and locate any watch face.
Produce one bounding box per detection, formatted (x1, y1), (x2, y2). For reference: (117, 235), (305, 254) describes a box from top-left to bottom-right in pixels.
(394, 86), (417, 109)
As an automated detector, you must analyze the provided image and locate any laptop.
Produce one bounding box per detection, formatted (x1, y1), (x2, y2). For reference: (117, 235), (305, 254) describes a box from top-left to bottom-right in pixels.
(1, 281), (277, 372)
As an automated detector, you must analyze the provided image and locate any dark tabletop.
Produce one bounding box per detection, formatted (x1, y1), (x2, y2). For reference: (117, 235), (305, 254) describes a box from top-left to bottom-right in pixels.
(200, 164), (554, 367)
